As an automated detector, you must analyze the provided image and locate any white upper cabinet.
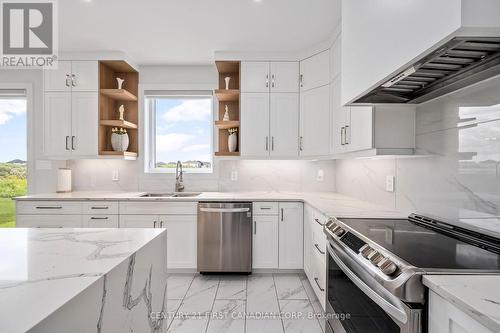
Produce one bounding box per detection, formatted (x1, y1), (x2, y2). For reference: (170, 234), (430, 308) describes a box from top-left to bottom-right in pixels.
(71, 92), (98, 156)
(300, 50), (330, 91)
(278, 202), (303, 269)
(270, 93), (299, 157)
(241, 62), (270, 93)
(299, 85), (330, 156)
(44, 61), (98, 92)
(44, 92), (72, 157)
(270, 62), (299, 93)
(241, 93), (270, 156)
(347, 106), (373, 152)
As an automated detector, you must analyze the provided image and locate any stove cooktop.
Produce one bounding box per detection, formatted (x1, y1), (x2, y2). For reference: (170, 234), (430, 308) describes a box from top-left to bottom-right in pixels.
(337, 216), (500, 271)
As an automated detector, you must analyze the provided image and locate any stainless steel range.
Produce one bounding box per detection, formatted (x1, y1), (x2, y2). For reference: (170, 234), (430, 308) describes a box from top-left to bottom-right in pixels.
(323, 214), (500, 333)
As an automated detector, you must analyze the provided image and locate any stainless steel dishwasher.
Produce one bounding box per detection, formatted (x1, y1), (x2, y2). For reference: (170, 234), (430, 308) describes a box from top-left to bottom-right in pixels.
(197, 202), (252, 273)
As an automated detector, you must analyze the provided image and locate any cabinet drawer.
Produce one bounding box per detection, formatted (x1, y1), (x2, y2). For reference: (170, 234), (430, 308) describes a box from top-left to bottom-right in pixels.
(312, 228), (327, 263)
(309, 252), (326, 310)
(312, 210), (328, 234)
(83, 215), (119, 228)
(16, 215), (82, 228)
(16, 201), (82, 215)
(119, 202), (197, 215)
(82, 202), (119, 215)
(253, 202), (279, 215)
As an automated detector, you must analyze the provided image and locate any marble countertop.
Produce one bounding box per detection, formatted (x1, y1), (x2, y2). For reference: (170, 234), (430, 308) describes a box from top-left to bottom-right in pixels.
(14, 191), (406, 219)
(0, 228), (166, 333)
(424, 275), (500, 332)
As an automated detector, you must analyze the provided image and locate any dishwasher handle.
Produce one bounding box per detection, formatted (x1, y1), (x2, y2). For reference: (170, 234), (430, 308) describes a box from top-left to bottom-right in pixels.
(199, 207), (250, 213)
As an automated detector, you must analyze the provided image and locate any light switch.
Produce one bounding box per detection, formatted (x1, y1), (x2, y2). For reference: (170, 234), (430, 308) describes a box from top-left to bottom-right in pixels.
(317, 169), (324, 182)
(112, 170), (120, 182)
(386, 175), (395, 192)
(231, 171), (238, 181)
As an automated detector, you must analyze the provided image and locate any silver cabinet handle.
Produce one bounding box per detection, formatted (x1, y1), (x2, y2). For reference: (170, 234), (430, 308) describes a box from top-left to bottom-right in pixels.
(91, 206), (109, 210)
(271, 74), (275, 88)
(90, 217), (109, 220)
(65, 136), (70, 150)
(300, 74), (304, 87)
(314, 218), (323, 226)
(254, 221), (256, 234)
(260, 207), (271, 210)
(153, 220), (157, 228)
(341, 127), (346, 145)
(265, 136), (269, 151)
(271, 136), (275, 151)
(160, 220), (164, 228)
(65, 74), (71, 87)
(314, 243), (325, 255)
(71, 136), (76, 150)
(299, 136), (303, 151)
(345, 125), (350, 145)
(36, 206), (62, 209)
(281, 208), (284, 221)
(314, 277), (325, 292)
(265, 74), (269, 88)
(71, 74), (76, 87)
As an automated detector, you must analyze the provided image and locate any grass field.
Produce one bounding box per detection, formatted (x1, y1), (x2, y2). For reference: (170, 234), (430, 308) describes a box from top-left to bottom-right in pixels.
(0, 198), (15, 228)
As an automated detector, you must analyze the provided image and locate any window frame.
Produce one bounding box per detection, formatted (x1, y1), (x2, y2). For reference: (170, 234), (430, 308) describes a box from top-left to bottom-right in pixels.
(145, 91), (214, 174)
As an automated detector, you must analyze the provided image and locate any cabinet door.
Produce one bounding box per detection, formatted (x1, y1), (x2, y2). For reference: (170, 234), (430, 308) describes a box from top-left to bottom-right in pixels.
(83, 215), (119, 228)
(162, 215), (197, 269)
(299, 85), (330, 156)
(303, 205), (313, 278)
(71, 92), (98, 157)
(70, 61), (98, 92)
(330, 78), (345, 154)
(44, 92), (72, 157)
(300, 50), (330, 91)
(278, 202), (304, 269)
(16, 215), (82, 228)
(120, 215), (157, 228)
(241, 62), (270, 93)
(270, 62), (299, 93)
(44, 61), (72, 92)
(346, 106), (373, 152)
(270, 93), (299, 157)
(241, 93), (270, 157)
(252, 215), (279, 269)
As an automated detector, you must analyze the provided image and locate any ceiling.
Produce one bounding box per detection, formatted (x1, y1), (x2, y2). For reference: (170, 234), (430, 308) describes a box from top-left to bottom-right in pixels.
(59, 0), (340, 65)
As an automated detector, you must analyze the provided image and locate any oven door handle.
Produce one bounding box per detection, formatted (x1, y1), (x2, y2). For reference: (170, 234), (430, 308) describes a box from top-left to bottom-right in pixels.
(328, 245), (408, 324)
(199, 207), (250, 213)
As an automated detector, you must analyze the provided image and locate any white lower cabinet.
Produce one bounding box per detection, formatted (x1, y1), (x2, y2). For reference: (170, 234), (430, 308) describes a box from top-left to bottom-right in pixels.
(278, 202), (304, 269)
(429, 291), (493, 333)
(83, 215), (119, 228)
(252, 215), (279, 269)
(16, 215), (82, 228)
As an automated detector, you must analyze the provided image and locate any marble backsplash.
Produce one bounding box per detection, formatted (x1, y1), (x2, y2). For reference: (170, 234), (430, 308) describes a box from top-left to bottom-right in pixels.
(336, 76), (500, 224)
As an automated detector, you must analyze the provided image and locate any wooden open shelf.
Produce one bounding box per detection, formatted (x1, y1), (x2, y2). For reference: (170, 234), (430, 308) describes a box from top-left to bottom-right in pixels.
(99, 119), (138, 129)
(215, 89), (239, 102)
(215, 151), (240, 157)
(215, 120), (240, 129)
(98, 60), (139, 159)
(100, 89), (137, 101)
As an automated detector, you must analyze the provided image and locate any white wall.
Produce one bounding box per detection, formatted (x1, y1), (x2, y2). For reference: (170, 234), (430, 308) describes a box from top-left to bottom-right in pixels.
(0, 69), (66, 194)
(336, 75), (500, 228)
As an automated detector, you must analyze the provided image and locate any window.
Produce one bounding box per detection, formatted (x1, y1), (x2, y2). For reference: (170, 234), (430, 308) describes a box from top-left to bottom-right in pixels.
(0, 90), (27, 228)
(146, 92), (213, 173)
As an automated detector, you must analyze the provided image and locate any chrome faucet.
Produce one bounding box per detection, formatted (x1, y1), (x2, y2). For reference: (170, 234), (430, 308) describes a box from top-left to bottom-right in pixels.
(175, 161), (185, 192)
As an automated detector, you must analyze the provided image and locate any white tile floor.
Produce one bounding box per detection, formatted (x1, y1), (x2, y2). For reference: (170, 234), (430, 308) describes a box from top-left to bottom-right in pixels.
(165, 273), (325, 333)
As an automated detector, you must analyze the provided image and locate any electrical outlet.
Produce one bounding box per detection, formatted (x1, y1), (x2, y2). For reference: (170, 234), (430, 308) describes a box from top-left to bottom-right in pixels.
(386, 175), (395, 192)
(317, 169), (324, 182)
(112, 170), (120, 182)
(231, 171), (238, 181)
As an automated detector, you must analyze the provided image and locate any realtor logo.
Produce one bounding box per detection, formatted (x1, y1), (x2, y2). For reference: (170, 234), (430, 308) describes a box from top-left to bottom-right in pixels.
(1, 0), (58, 68)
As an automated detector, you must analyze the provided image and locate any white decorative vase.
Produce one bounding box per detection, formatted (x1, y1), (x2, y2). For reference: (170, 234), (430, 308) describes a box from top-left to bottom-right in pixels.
(228, 133), (237, 152)
(111, 133), (129, 152)
(224, 76), (231, 90)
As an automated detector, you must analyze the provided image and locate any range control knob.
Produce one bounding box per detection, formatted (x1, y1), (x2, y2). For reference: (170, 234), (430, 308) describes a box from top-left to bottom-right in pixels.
(378, 258), (398, 276)
(367, 251), (384, 265)
(333, 227), (345, 237)
(359, 245), (373, 258)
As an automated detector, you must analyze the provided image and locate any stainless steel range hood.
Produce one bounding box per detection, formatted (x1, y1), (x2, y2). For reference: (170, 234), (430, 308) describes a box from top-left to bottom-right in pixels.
(355, 37), (500, 104)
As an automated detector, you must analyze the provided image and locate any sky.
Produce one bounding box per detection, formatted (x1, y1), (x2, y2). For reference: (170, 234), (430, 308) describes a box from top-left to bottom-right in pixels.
(0, 99), (27, 163)
(155, 97), (212, 164)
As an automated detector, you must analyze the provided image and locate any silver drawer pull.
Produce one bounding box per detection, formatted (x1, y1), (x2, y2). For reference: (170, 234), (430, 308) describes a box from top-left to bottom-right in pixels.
(260, 207), (272, 210)
(314, 243), (325, 255)
(314, 218), (323, 226)
(314, 277), (324, 292)
(91, 206), (109, 210)
(36, 206), (62, 209)
(90, 217), (109, 220)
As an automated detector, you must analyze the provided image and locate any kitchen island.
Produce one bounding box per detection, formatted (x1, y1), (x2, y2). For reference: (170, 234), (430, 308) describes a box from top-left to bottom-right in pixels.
(0, 228), (168, 333)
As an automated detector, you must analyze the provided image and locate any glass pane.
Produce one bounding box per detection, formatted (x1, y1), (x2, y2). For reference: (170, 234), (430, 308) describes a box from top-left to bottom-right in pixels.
(154, 96), (212, 172)
(0, 96), (27, 228)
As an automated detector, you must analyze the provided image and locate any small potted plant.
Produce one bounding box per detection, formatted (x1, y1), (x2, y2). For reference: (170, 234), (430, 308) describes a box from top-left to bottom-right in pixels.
(111, 127), (129, 152)
(228, 127), (238, 152)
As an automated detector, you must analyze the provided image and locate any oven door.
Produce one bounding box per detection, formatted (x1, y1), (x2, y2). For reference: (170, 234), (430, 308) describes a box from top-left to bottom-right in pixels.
(326, 241), (422, 333)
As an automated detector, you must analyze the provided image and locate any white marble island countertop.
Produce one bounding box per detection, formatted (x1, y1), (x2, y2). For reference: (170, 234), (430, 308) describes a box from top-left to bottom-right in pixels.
(424, 275), (500, 333)
(0, 228), (167, 333)
(14, 191), (406, 219)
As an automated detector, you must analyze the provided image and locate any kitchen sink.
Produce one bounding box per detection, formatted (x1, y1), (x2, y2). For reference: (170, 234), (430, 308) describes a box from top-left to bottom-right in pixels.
(139, 192), (201, 198)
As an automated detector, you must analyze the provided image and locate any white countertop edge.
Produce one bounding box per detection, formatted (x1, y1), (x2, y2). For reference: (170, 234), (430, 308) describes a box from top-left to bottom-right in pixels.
(423, 275), (500, 333)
